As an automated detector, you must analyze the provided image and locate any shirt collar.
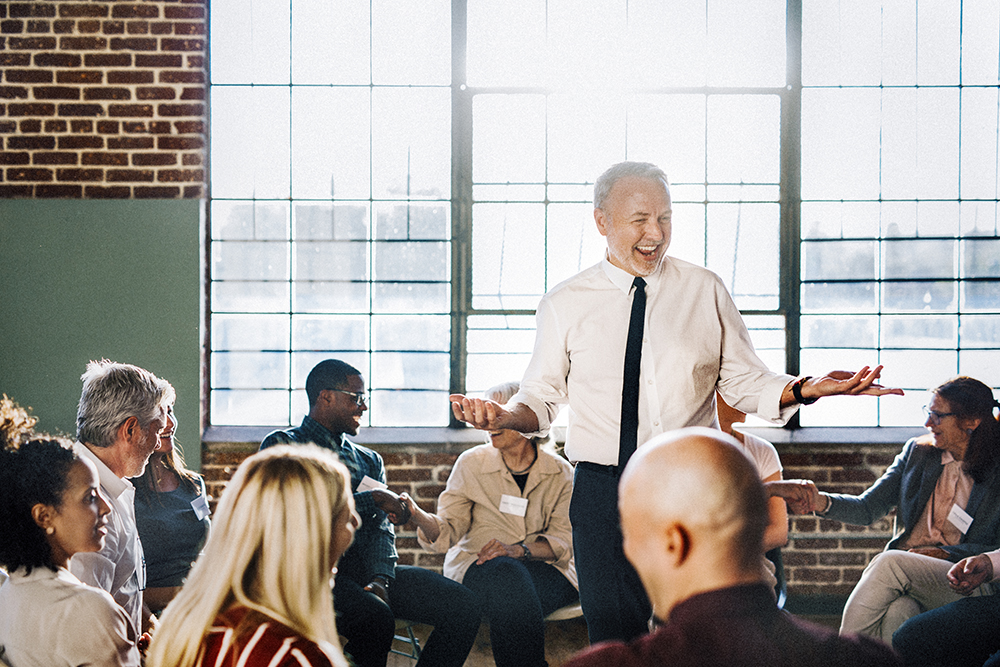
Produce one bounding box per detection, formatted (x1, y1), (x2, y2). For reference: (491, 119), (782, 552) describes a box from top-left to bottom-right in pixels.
(300, 415), (347, 449)
(600, 254), (664, 294)
(75, 442), (131, 499)
(481, 443), (563, 475)
(941, 450), (956, 465)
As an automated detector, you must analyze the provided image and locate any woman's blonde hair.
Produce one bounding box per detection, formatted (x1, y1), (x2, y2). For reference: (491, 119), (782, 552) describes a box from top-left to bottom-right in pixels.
(147, 444), (352, 667)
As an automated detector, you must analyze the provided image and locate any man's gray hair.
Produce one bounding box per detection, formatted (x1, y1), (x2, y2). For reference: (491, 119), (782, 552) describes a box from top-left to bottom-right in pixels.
(593, 162), (670, 210)
(76, 359), (174, 448)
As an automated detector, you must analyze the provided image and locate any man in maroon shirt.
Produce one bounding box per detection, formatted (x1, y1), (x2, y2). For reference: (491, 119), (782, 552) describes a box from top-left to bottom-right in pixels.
(564, 428), (901, 667)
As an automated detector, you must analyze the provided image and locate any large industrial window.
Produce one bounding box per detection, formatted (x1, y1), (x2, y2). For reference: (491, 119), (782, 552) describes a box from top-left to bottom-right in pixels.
(208, 0), (1000, 429)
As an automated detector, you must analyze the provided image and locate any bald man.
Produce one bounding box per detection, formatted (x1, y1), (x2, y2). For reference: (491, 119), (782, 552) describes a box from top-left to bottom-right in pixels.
(564, 428), (901, 667)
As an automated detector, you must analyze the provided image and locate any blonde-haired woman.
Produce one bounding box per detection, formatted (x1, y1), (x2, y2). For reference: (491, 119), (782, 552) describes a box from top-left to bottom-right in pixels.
(146, 445), (360, 667)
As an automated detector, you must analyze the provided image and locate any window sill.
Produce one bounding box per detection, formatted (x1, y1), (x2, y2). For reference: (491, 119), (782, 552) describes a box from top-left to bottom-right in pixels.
(204, 425), (926, 448)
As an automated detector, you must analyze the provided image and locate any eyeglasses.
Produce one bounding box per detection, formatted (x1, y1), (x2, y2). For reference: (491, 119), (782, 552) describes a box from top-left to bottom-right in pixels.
(922, 405), (956, 424)
(328, 389), (367, 407)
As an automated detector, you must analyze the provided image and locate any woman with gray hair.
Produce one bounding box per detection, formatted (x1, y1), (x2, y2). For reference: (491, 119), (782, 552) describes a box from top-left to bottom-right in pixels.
(403, 381), (578, 667)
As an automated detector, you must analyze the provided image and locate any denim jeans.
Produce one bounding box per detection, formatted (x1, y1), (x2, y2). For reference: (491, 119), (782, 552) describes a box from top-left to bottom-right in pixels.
(893, 592), (1000, 667)
(463, 556), (578, 667)
(334, 564), (481, 667)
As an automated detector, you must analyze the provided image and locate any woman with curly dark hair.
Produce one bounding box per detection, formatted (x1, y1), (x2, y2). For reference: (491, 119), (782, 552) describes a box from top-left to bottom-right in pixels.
(0, 397), (138, 667)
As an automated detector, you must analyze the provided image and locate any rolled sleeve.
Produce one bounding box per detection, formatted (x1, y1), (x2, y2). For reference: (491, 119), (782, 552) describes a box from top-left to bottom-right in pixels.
(988, 550), (1000, 581)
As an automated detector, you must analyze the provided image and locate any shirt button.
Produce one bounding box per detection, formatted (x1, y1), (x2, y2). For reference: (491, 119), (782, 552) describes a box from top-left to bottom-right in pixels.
(653, 420), (660, 427)
(647, 379), (654, 384)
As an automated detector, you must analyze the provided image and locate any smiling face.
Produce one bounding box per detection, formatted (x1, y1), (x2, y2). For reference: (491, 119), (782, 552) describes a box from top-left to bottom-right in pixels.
(487, 428), (531, 453)
(595, 175), (672, 277)
(157, 404), (177, 454)
(126, 405), (167, 477)
(924, 393), (977, 460)
(316, 374), (368, 436)
(44, 458), (110, 567)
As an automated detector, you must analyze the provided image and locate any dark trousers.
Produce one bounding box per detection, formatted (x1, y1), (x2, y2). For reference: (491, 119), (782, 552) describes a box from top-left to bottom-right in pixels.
(463, 556), (578, 667)
(892, 593), (1000, 667)
(570, 463), (651, 643)
(334, 564), (481, 667)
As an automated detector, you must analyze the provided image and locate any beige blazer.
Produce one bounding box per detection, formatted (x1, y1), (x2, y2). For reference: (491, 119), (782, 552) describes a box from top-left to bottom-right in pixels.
(416, 444), (577, 588)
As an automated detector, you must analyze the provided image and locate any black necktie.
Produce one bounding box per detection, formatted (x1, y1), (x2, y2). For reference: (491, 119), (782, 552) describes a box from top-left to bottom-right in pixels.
(618, 276), (646, 471)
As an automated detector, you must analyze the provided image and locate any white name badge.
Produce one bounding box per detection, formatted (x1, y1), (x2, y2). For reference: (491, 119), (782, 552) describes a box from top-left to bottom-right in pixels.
(191, 494), (211, 521)
(499, 494), (528, 517)
(948, 504), (973, 534)
(357, 475), (388, 493)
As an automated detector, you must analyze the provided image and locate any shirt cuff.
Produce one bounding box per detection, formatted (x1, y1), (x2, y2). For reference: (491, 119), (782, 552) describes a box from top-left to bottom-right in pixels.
(987, 550), (1000, 582)
(758, 374), (799, 425)
(508, 392), (552, 438)
(353, 490), (378, 518)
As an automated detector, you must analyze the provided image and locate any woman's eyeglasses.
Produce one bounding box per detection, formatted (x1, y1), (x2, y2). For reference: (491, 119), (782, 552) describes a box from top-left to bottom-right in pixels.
(922, 405), (956, 424)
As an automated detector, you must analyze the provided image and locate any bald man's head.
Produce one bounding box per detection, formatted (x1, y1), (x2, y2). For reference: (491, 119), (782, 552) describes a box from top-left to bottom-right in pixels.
(618, 428), (769, 615)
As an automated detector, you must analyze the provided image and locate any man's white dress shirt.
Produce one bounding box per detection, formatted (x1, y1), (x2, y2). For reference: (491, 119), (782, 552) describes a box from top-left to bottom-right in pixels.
(70, 443), (145, 637)
(512, 256), (797, 465)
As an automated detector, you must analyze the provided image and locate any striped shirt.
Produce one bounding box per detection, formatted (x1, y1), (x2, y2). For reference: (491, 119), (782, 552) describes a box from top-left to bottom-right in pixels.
(197, 608), (341, 667)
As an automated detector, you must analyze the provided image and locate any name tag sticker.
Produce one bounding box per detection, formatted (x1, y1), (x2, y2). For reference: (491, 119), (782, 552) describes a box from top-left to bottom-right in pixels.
(191, 494), (211, 521)
(948, 504), (973, 534)
(499, 494), (528, 517)
(357, 475), (388, 493)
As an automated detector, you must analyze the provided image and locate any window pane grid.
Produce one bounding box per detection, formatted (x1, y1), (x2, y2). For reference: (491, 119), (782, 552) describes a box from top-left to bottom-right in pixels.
(209, 0), (999, 428)
(800, 0), (1000, 421)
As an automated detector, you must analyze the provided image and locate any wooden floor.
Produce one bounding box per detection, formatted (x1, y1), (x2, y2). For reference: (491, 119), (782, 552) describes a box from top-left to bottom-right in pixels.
(386, 617), (590, 667)
(384, 613), (844, 667)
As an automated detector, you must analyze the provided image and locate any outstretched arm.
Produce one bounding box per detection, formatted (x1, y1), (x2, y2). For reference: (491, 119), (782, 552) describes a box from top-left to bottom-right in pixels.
(400, 492), (440, 542)
(449, 394), (541, 433)
(779, 365), (904, 409)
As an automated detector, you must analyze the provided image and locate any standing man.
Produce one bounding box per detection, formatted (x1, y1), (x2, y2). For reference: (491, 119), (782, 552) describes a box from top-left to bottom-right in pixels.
(261, 359), (480, 667)
(450, 161), (903, 643)
(563, 428), (901, 667)
(71, 359), (173, 642)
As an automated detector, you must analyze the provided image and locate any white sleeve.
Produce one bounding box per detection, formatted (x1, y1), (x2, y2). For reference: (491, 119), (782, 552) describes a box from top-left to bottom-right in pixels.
(510, 294), (570, 438)
(69, 550), (116, 594)
(988, 550), (1000, 582)
(54, 588), (140, 667)
(739, 432), (782, 480)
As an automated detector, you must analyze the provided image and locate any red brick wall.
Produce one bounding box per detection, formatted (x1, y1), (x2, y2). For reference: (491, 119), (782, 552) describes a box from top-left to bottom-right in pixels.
(780, 443), (896, 597)
(203, 438), (901, 599)
(0, 0), (207, 198)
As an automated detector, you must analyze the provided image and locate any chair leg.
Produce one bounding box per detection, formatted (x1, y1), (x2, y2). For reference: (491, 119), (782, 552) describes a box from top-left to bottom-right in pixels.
(390, 620), (422, 661)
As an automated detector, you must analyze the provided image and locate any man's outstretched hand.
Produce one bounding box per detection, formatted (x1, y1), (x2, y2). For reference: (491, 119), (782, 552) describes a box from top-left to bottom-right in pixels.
(788, 365), (905, 407)
(449, 393), (511, 431)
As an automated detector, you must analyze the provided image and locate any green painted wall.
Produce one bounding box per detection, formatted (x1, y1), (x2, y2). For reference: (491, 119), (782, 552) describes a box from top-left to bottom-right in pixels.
(0, 199), (202, 471)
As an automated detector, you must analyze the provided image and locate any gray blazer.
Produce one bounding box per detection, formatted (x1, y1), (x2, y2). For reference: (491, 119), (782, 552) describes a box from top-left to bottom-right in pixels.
(825, 438), (1000, 561)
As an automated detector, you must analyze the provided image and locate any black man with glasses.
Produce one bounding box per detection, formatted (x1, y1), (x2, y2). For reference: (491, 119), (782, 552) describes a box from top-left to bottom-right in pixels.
(261, 359), (481, 667)
(775, 376), (1000, 645)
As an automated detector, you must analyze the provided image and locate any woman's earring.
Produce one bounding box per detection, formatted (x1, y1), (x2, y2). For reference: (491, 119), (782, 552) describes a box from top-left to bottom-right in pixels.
(45, 526), (55, 535)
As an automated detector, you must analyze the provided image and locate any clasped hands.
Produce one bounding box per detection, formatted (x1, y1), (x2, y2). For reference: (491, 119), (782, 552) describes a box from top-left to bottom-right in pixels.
(371, 488), (412, 526)
(947, 553), (995, 596)
(475, 538), (525, 565)
(765, 479), (826, 515)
